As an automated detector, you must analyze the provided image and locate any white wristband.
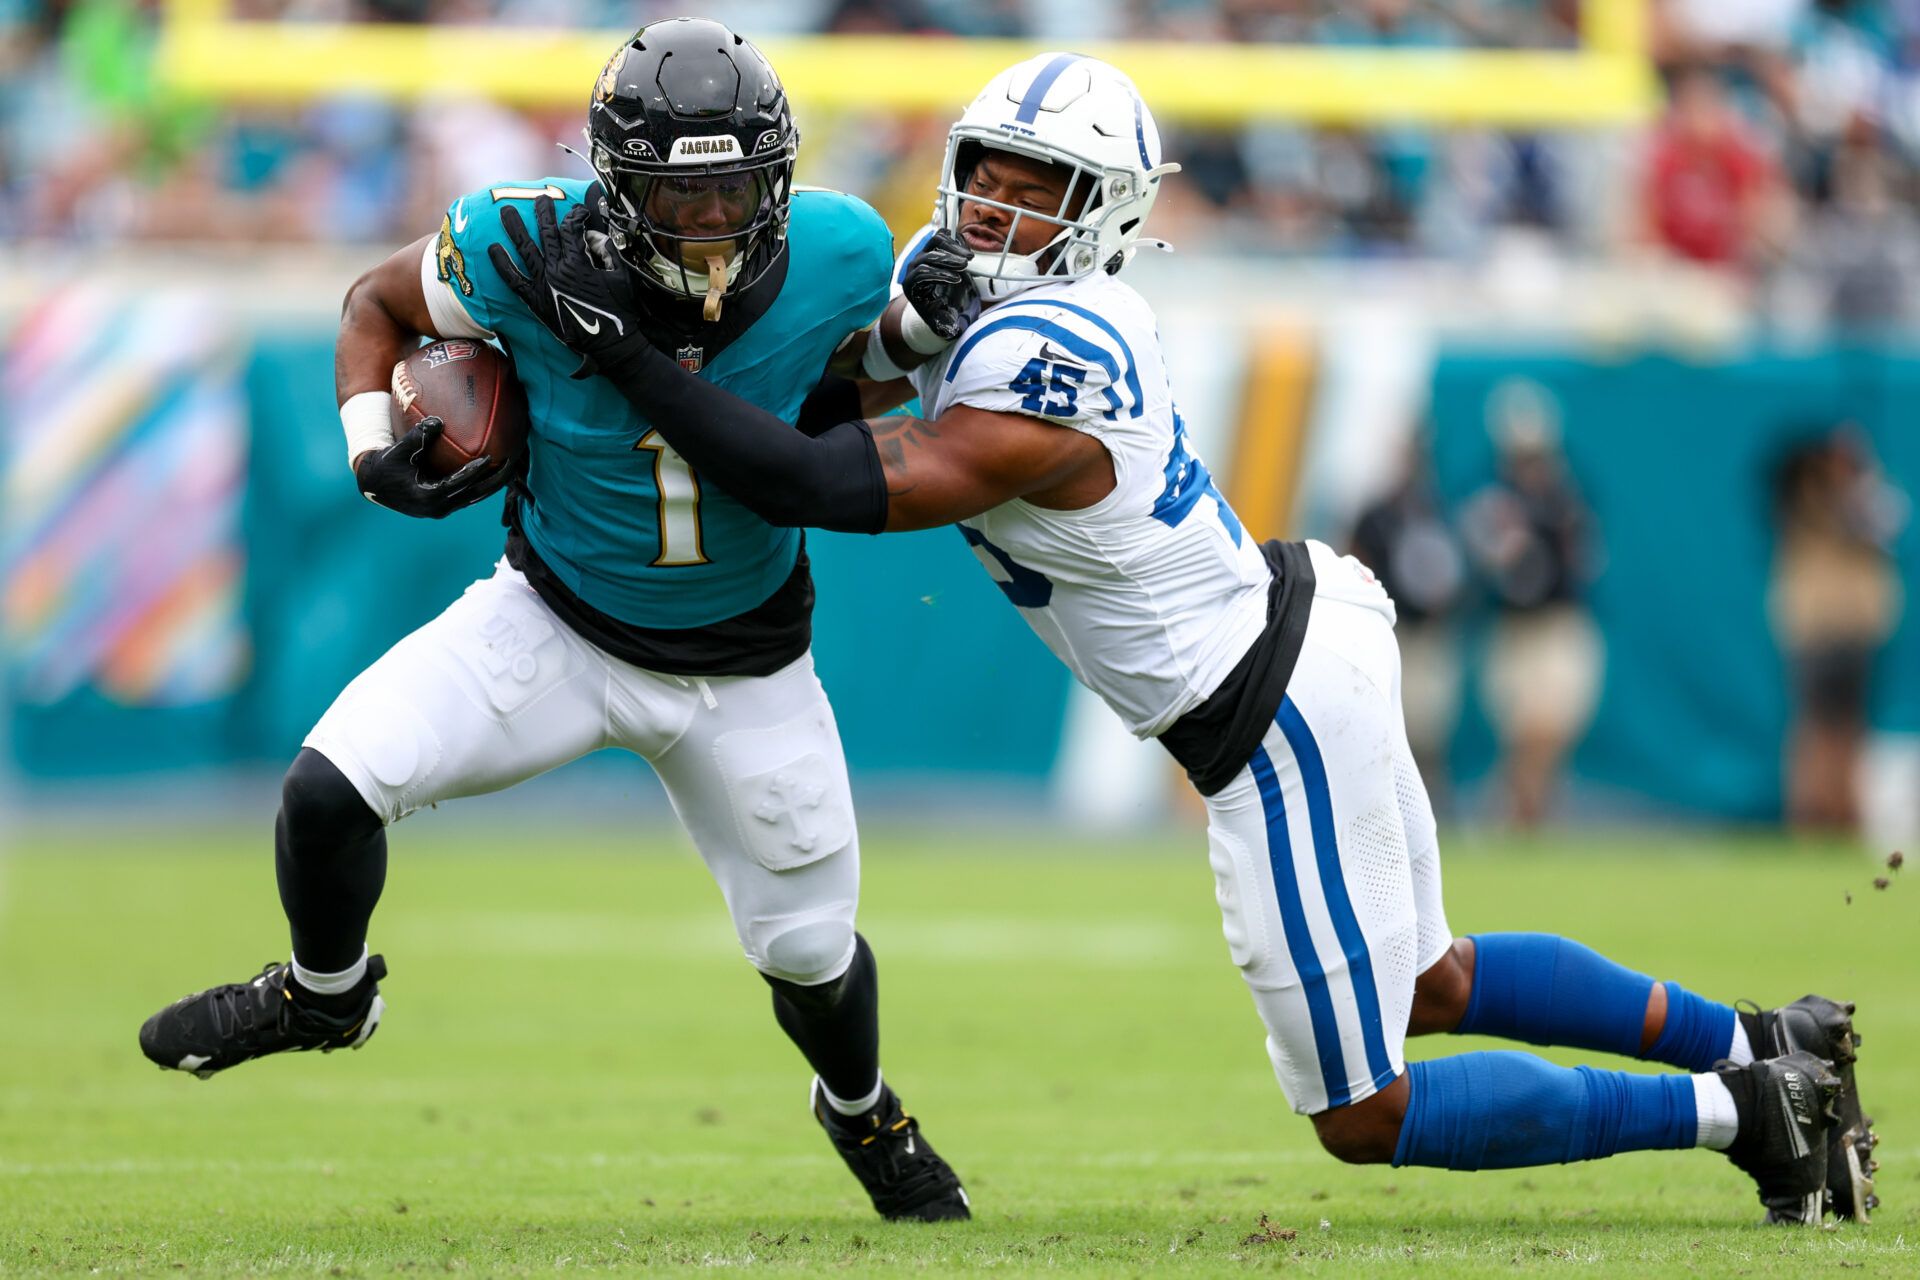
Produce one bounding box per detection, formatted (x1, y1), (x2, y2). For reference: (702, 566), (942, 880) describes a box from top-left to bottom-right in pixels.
(859, 326), (910, 382)
(341, 391), (395, 469)
(897, 302), (953, 356)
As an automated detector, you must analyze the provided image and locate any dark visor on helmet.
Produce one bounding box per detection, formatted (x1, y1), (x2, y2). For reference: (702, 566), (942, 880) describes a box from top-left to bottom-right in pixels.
(591, 142), (791, 299)
(616, 169), (774, 243)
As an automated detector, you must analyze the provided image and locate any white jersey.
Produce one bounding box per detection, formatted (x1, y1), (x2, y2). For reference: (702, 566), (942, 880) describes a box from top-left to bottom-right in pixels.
(904, 261), (1271, 738)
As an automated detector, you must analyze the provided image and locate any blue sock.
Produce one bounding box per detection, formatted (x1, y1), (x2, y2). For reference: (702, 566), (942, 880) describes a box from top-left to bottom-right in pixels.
(1646, 981), (1739, 1073)
(1393, 1052), (1697, 1170)
(1457, 933), (1735, 1070)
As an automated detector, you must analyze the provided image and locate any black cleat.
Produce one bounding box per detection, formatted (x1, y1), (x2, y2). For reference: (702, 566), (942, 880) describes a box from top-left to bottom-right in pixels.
(1718, 1049), (1842, 1226)
(812, 1079), (971, 1222)
(139, 957), (387, 1079)
(1742, 994), (1878, 1221)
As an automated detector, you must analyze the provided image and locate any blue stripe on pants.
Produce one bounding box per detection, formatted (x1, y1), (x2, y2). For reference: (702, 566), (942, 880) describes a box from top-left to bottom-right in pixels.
(1276, 696), (1397, 1093)
(1248, 742), (1353, 1107)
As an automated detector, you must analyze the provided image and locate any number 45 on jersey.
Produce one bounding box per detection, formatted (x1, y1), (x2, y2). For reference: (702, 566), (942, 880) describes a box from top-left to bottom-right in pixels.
(1009, 357), (1086, 417)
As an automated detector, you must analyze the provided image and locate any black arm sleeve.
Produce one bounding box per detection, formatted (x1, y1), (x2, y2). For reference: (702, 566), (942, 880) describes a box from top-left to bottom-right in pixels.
(795, 373), (864, 438)
(608, 345), (889, 534)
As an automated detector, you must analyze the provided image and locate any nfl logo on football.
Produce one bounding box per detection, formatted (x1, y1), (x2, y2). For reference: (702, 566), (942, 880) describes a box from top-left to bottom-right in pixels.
(423, 340), (478, 369)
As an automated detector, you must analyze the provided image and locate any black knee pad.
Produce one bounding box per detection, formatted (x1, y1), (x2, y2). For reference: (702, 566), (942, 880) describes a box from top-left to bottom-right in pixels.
(281, 748), (381, 842)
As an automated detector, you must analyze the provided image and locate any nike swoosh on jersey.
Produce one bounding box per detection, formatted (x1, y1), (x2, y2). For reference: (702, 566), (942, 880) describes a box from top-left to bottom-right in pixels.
(451, 200), (469, 233)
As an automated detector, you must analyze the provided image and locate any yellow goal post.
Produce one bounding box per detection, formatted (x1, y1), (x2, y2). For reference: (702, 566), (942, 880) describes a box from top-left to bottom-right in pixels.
(155, 0), (1658, 128)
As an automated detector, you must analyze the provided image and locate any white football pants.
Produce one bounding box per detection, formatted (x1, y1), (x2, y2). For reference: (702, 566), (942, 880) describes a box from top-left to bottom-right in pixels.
(304, 559), (861, 985)
(1200, 541), (1453, 1115)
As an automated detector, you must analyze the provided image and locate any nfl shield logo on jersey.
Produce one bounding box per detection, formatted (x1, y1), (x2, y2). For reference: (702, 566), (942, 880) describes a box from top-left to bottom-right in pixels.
(676, 344), (704, 374)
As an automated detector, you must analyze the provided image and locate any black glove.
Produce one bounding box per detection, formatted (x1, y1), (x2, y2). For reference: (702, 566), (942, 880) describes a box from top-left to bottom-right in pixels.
(354, 417), (511, 519)
(488, 196), (649, 380)
(902, 228), (980, 343)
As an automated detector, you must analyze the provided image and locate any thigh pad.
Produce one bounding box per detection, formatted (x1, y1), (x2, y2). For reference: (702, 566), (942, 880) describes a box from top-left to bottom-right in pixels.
(713, 710), (855, 872)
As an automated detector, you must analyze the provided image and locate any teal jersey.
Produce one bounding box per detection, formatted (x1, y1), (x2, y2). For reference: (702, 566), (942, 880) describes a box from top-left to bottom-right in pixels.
(431, 179), (893, 629)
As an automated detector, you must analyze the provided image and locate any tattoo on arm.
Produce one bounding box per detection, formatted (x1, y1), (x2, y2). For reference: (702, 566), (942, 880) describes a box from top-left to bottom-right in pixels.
(869, 415), (942, 497)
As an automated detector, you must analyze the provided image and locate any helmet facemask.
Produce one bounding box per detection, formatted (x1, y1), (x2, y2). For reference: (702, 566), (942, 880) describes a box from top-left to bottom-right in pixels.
(937, 133), (1104, 297)
(933, 52), (1181, 303)
(591, 136), (795, 321)
(936, 128), (1166, 301)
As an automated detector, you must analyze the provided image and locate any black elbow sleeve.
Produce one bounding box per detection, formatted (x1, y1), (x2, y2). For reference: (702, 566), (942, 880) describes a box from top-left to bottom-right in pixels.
(796, 374), (865, 438)
(608, 346), (889, 536)
(752, 419), (888, 535)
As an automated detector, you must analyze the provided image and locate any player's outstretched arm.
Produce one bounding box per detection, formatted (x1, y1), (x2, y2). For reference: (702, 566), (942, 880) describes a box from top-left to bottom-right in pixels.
(579, 329), (1101, 532)
(491, 197), (1092, 533)
(863, 406), (1108, 530)
(617, 343), (1103, 532)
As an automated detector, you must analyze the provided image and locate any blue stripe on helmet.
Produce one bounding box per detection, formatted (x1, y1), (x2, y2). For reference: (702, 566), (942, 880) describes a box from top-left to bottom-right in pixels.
(1014, 53), (1085, 124)
(1133, 95), (1151, 168)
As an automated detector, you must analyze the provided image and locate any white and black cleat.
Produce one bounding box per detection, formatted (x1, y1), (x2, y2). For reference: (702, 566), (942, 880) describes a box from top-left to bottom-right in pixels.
(1716, 1050), (1842, 1226)
(139, 957), (387, 1079)
(810, 1078), (971, 1222)
(1741, 995), (1877, 1221)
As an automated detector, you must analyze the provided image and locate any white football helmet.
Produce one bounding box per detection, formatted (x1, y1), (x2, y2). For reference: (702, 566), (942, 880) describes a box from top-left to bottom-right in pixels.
(936, 53), (1179, 301)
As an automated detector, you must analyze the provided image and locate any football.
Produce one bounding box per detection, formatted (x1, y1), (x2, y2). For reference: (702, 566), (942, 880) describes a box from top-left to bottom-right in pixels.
(390, 339), (529, 476)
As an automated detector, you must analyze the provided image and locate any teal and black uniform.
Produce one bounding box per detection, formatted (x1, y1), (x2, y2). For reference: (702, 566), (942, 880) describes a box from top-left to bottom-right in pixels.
(430, 178), (892, 673)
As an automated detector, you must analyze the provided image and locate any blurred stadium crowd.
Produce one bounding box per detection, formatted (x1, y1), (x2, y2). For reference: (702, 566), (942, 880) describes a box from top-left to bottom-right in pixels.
(3, 0), (1918, 839)
(0, 1), (1918, 333)
(1347, 383), (1907, 833)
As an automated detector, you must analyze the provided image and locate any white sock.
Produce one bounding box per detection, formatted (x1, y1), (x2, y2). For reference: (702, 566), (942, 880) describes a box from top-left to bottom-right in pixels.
(292, 947), (369, 996)
(1724, 1019), (1755, 1067)
(819, 1072), (883, 1117)
(1692, 1073), (1740, 1150)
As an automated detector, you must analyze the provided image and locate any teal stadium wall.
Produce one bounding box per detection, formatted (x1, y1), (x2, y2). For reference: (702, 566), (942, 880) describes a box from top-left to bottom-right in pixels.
(4, 333), (1072, 789)
(1429, 347), (1920, 821)
(7, 328), (1919, 821)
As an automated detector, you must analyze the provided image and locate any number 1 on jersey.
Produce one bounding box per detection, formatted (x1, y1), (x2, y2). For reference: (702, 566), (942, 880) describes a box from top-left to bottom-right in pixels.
(634, 430), (709, 566)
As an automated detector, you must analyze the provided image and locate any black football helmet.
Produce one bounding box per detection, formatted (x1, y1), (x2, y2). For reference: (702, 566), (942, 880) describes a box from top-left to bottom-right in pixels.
(585, 18), (798, 313)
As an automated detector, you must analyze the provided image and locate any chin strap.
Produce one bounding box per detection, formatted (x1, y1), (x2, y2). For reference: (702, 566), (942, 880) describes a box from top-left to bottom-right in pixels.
(703, 255), (728, 321)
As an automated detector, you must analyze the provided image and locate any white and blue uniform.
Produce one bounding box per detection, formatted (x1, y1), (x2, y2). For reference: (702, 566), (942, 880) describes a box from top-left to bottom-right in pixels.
(907, 262), (1453, 1114)
(906, 267), (1269, 736)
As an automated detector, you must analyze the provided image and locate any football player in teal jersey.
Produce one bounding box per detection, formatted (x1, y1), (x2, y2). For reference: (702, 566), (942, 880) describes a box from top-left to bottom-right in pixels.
(137, 18), (969, 1224)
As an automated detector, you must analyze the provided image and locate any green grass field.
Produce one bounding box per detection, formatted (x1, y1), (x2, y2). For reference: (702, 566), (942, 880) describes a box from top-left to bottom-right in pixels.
(1, 822), (1915, 1275)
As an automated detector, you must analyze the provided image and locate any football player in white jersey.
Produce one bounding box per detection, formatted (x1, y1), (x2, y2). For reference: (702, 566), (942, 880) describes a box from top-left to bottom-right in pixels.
(495, 55), (1875, 1225)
